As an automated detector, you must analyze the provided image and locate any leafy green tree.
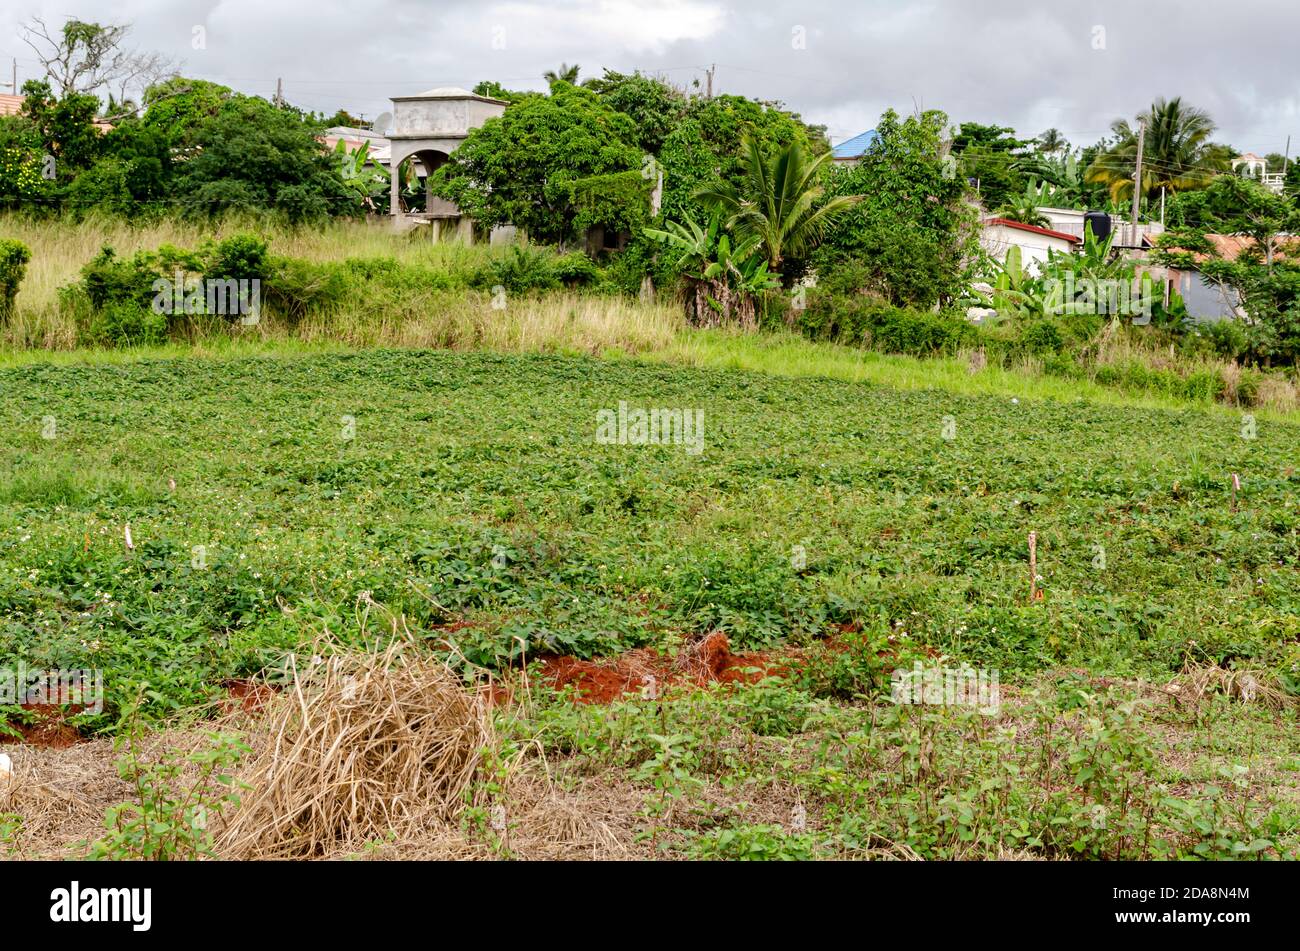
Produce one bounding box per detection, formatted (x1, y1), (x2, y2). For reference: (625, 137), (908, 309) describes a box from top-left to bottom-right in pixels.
(41, 98), (173, 218)
(1155, 176), (1300, 364)
(1086, 97), (1231, 202)
(20, 79), (103, 176)
(321, 109), (364, 128)
(584, 70), (687, 155)
(471, 81), (533, 104)
(1165, 175), (1299, 266)
(952, 122), (1034, 209)
(819, 109), (979, 307)
(140, 78), (233, 148)
(173, 95), (355, 222)
(695, 138), (859, 273)
(432, 82), (644, 245)
(656, 94), (825, 226)
(0, 116), (56, 209)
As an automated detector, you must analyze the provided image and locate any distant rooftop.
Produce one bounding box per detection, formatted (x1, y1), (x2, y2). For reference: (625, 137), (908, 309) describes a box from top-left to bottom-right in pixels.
(391, 86), (508, 105)
(415, 86), (474, 98)
(831, 129), (878, 160)
(324, 126), (386, 139)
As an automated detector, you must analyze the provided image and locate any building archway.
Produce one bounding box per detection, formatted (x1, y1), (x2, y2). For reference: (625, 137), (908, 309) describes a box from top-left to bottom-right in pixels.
(389, 147), (453, 216)
(386, 87), (508, 238)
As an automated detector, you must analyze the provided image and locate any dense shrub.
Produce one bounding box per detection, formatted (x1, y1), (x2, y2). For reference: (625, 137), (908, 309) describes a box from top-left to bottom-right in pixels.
(80, 246), (164, 312)
(474, 245), (561, 294)
(871, 307), (978, 355)
(87, 300), (167, 347)
(1193, 319), (1249, 361)
(205, 233), (268, 282)
(1020, 320), (1065, 355)
(552, 251), (604, 288)
(1091, 360), (1229, 403)
(791, 281), (976, 355)
(259, 257), (351, 321)
(0, 238), (31, 321)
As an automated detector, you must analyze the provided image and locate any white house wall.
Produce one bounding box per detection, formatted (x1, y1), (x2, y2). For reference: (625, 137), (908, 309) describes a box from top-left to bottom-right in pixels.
(980, 224), (1074, 273)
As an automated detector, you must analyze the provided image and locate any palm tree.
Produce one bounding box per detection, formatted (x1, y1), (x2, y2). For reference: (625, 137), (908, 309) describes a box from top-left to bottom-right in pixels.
(694, 138), (861, 272)
(1085, 97), (1231, 203)
(995, 191), (1050, 228)
(1036, 128), (1067, 156)
(543, 63), (580, 85)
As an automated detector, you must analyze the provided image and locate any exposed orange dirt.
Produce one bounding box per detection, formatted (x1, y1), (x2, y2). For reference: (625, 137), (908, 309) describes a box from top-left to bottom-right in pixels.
(222, 678), (280, 714)
(0, 704), (85, 749)
(534, 631), (790, 704)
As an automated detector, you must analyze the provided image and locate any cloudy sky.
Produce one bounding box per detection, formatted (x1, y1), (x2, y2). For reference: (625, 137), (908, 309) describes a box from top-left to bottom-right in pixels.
(1, 0), (1295, 154)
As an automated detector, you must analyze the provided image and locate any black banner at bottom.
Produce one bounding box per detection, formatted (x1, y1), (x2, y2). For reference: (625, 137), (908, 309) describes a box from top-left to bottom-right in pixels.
(0, 859), (1279, 939)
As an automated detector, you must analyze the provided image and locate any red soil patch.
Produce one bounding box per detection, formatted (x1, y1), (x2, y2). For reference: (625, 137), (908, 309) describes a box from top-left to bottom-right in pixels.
(535, 632), (788, 704)
(0, 704), (85, 749)
(221, 679), (280, 714)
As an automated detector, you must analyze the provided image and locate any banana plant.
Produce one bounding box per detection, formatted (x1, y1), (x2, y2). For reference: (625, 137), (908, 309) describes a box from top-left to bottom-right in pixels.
(645, 213), (779, 327)
(333, 140), (391, 211)
(976, 245), (1051, 319)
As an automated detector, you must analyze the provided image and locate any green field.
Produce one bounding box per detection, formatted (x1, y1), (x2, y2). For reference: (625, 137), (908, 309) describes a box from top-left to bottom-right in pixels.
(3, 347), (1297, 710)
(3, 347), (1299, 859)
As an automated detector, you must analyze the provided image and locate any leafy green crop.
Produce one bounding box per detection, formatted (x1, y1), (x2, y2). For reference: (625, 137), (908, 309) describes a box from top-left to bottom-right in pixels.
(1, 348), (1297, 729)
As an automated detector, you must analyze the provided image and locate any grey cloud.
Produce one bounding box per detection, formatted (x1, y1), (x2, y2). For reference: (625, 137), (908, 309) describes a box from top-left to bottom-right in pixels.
(1, 0), (1294, 153)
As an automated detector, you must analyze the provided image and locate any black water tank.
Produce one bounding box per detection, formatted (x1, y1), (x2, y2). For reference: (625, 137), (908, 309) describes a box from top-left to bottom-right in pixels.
(1084, 210), (1111, 242)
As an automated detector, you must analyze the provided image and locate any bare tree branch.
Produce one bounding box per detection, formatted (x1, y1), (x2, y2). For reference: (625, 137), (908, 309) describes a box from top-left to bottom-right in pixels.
(21, 17), (178, 104)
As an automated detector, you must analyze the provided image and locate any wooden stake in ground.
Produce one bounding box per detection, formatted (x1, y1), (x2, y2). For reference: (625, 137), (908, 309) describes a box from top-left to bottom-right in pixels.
(1231, 472), (1241, 512)
(1028, 531), (1043, 602)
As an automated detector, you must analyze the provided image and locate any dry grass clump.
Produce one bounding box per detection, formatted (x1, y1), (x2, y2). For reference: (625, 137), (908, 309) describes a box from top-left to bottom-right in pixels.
(217, 641), (491, 859)
(294, 291), (680, 355)
(1164, 662), (1296, 712)
(1252, 373), (1300, 412)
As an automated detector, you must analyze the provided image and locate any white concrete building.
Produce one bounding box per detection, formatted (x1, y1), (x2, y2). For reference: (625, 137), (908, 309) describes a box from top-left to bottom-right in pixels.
(387, 86), (509, 238)
(980, 217), (1080, 272)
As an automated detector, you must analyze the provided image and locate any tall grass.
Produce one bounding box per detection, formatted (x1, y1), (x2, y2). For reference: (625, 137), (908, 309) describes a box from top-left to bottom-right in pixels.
(0, 214), (496, 347)
(3, 214), (1297, 420)
(656, 329), (1265, 417)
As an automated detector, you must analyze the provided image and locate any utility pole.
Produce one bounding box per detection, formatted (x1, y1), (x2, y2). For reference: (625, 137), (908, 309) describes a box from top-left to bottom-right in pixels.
(705, 64), (715, 98)
(274, 77), (284, 107)
(1160, 186), (1165, 227)
(1284, 134), (1292, 174)
(1129, 116), (1146, 247)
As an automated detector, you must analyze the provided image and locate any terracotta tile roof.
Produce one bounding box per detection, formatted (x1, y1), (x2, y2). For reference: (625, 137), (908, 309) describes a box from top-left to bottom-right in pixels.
(983, 217), (1081, 244)
(1159, 234), (1296, 265)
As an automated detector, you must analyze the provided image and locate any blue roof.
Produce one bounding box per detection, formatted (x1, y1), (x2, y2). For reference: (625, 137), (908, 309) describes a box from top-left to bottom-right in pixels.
(831, 129), (878, 159)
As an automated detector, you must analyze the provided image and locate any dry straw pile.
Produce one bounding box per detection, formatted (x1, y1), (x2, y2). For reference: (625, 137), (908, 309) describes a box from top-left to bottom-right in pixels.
(217, 640), (491, 859)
